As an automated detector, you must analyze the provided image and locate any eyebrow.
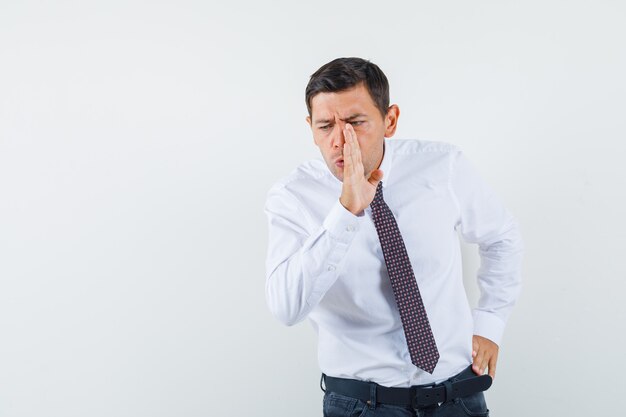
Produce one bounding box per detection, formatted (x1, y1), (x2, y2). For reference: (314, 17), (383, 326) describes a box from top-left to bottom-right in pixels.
(314, 113), (367, 125)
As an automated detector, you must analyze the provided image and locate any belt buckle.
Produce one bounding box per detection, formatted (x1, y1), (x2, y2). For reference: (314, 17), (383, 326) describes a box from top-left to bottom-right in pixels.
(412, 386), (438, 409)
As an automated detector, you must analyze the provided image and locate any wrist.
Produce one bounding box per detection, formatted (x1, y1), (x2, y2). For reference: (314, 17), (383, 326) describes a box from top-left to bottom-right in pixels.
(339, 196), (363, 216)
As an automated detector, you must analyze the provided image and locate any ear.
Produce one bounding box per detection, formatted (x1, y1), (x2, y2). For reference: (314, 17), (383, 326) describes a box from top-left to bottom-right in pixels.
(306, 115), (318, 146)
(383, 105), (400, 138)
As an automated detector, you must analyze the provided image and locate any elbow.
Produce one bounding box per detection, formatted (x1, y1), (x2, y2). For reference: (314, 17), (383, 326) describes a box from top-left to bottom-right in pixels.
(266, 298), (301, 327)
(275, 312), (300, 327)
(482, 217), (525, 258)
(265, 275), (306, 327)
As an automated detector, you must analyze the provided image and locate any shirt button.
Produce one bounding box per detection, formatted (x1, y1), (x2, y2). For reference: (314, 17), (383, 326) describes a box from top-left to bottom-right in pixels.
(327, 265), (336, 271)
(345, 225), (355, 232)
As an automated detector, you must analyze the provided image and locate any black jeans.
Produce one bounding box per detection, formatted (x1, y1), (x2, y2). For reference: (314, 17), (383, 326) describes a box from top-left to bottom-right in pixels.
(322, 366), (489, 417)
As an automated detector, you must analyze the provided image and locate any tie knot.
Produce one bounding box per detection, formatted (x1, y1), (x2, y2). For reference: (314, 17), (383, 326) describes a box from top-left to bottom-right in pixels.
(371, 182), (385, 208)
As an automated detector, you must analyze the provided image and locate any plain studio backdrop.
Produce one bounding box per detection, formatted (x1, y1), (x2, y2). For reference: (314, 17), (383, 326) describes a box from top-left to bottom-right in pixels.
(1, 1), (625, 416)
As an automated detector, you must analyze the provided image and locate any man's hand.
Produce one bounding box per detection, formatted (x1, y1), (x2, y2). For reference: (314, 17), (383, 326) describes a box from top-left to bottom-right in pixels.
(339, 123), (383, 215)
(472, 335), (499, 379)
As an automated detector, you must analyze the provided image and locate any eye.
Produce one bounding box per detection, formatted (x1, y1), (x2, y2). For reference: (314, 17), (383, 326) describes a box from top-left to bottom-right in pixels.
(351, 121), (364, 126)
(319, 125), (331, 131)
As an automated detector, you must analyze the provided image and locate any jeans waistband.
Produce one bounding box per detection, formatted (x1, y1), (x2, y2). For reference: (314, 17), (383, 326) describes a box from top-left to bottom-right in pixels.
(321, 365), (492, 409)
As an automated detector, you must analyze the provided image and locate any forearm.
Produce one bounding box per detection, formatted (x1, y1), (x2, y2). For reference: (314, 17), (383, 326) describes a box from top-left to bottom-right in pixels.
(448, 149), (525, 345)
(265, 196), (362, 326)
(472, 216), (524, 345)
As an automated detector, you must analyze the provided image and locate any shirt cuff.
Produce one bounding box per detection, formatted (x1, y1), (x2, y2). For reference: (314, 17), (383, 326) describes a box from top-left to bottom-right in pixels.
(472, 310), (506, 346)
(322, 199), (364, 244)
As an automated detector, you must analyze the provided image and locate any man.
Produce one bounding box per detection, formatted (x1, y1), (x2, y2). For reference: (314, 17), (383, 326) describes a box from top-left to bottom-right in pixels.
(264, 57), (523, 416)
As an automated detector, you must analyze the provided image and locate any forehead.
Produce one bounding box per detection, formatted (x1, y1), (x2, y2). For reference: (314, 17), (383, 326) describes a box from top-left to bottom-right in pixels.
(310, 83), (378, 120)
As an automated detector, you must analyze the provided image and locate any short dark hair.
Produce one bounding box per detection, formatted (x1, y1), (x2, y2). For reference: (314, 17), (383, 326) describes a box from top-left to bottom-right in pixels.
(305, 57), (390, 119)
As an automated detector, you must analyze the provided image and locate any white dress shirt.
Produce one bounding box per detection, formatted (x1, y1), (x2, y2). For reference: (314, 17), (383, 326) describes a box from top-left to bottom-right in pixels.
(264, 139), (523, 387)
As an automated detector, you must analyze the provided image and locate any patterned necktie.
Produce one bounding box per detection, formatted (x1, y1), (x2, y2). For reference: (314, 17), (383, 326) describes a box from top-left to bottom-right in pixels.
(370, 181), (440, 374)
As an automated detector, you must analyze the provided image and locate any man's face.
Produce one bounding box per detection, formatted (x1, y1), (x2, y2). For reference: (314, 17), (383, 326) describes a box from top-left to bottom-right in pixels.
(306, 82), (399, 182)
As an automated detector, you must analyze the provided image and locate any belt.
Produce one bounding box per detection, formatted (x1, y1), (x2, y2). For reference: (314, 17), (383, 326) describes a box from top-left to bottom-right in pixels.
(322, 366), (492, 409)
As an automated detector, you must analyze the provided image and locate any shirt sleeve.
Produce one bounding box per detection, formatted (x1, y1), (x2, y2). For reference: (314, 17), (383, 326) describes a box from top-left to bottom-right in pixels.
(448, 150), (524, 346)
(264, 184), (363, 326)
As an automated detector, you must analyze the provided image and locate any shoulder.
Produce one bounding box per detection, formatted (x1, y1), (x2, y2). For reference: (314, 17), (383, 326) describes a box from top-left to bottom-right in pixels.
(388, 138), (460, 156)
(266, 157), (332, 198)
(384, 139), (462, 183)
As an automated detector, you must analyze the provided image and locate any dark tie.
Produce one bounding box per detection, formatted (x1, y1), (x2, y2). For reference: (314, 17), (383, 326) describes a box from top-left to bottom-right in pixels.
(370, 181), (440, 374)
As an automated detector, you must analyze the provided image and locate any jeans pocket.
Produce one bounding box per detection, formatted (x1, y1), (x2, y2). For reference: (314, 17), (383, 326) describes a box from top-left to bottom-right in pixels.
(323, 392), (366, 417)
(455, 391), (489, 417)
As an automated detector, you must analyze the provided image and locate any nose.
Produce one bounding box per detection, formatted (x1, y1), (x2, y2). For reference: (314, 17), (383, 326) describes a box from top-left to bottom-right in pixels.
(331, 122), (347, 150)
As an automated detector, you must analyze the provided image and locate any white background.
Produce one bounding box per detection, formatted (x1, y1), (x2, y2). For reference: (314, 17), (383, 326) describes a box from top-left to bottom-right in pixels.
(1, 1), (625, 416)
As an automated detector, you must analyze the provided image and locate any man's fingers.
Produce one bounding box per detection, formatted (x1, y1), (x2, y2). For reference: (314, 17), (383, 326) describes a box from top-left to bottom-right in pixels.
(345, 124), (363, 166)
(343, 129), (355, 177)
(471, 335), (499, 378)
(343, 124), (363, 178)
(342, 127), (352, 173)
(480, 355), (489, 375)
(344, 124), (361, 167)
(343, 142), (351, 170)
(472, 345), (484, 375)
(488, 355), (497, 379)
(368, 169), (384, 186)
(472, 348), (489, 375)
(473, 345), (493, 376)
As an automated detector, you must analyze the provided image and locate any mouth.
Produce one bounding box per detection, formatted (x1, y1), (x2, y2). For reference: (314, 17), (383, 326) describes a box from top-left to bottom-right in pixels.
(334, 157), (344, 168)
